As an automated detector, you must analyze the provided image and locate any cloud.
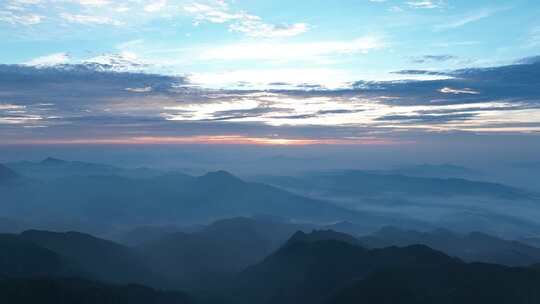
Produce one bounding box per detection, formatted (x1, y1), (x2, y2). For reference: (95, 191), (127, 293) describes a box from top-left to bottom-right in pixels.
(229, 21), (309, 38)
(434, 8), (502, 31)
(1, 57), (540, 144)
(526, 26), (540, 48)
(25, 53), (70, 66)
(184, 1), (309, 38)
(199, 36), (384, 61)
(125, 86), (153, 93)
(184, 2), (242, 23)
(144, 0), (167, 12)
(410, 55), (457, 64)
(190, 68), (354, 89)
(439, 87), (479, 95)
(60, 13), (123, 26)
(406, 1), (445, 9)
(0, 104), (25, 110)
(78, 0), (110, 7)
(376, 113), (476, 124)
(82, 52), (149, 72)
(0, 11), (43, 25)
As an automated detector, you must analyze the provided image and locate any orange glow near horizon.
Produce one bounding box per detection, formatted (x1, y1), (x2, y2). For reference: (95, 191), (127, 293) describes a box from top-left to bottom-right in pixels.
(1, 135), (404, 146)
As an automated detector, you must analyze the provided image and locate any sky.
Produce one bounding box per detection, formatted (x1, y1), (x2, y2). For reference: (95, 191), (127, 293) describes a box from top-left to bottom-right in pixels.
(0, 0), (539, 156)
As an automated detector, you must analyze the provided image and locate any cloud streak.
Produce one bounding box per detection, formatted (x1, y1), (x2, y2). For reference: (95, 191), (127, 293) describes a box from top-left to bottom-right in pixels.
(184, 1), (309, 37)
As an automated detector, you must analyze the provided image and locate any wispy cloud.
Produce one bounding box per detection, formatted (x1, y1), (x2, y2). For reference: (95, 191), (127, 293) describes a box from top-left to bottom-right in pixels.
(439, 87), (479, 95)
(144, 0), (167, 12)
(435, 8), (502, 31)
(229, 21), (308, 38)
(25, 52), (70, 66)
(60, 13), (123, 26)
(184, 1), (309, 38)
(78, 0), (110, 7)
(0, 10), (43, 25)
(410, 55), (457, 64)
(406, 1), (445, 9)
(526, 26), (540, 48)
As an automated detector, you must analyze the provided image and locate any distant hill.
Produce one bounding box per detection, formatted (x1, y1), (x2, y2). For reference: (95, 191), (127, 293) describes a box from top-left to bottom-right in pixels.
(359, 226), (540, 266)
(0, 277), (192, 304)
(389, 163), (479, 179)
(0, 170), (364, 232)
(19, 230), (158, 285)
(6, 157), (165, 180)
(0, 233), (75, 278)
(0, 164), (18, 183)
(139, 217), (310, 289)
(520, 236), (540, 248)
(258, 170), (530, 199)
(285, 230), (362, 247)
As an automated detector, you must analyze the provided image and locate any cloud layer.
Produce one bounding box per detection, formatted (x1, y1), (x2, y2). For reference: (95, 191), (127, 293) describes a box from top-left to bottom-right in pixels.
(1, 57), (539, 145)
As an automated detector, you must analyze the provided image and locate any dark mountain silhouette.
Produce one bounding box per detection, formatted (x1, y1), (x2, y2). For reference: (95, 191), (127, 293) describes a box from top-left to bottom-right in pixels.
(19, 230), (157, 285)
(232, 231), (458, 304)
(285, 230), (362, 246)
(0, 164), (18, 182)
(0, 233), (75, 278)
(40, 157), (69, 165)
(326, 262), (540, 304)
(140, 232), (235, 288)
(139, 217), (309, 289)
(359, 226), (540, 266)
(0, 277), (192, 304)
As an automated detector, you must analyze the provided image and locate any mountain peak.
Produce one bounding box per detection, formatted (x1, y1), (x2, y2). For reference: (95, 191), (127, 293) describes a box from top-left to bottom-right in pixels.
(40, 157), (68, 165)
(286, 230), (361, 247)
(198, 170), (244, 184)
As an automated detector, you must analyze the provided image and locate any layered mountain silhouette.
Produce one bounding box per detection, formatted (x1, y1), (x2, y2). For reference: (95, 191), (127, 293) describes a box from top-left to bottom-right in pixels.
(138, 217), (310, 289)
(0, 169), (363, 233)
(258, 170), (530, 199)
(6, 157), (162, 180)
(389, 163), (479, 179)
(230, 231), (540, 304)
(1, 223), (540, 303)
(19, 230), (158, 285)
(0, 233), (76, 278)
(284, 229), (362, 246)
(326, 262), (540, 304)
(232, 232), (458, 304)
(0, 277), (192, 304)
(0, 164), (18, 183)
(359, 226), (540, 266)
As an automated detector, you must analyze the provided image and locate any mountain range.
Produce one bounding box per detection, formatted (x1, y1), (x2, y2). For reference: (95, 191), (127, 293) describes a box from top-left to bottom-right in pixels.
(2, 222), (540, 303)
(257, 170), (531, 199)
(359, 226), (540, 266)
(229, 232), (540, 304)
